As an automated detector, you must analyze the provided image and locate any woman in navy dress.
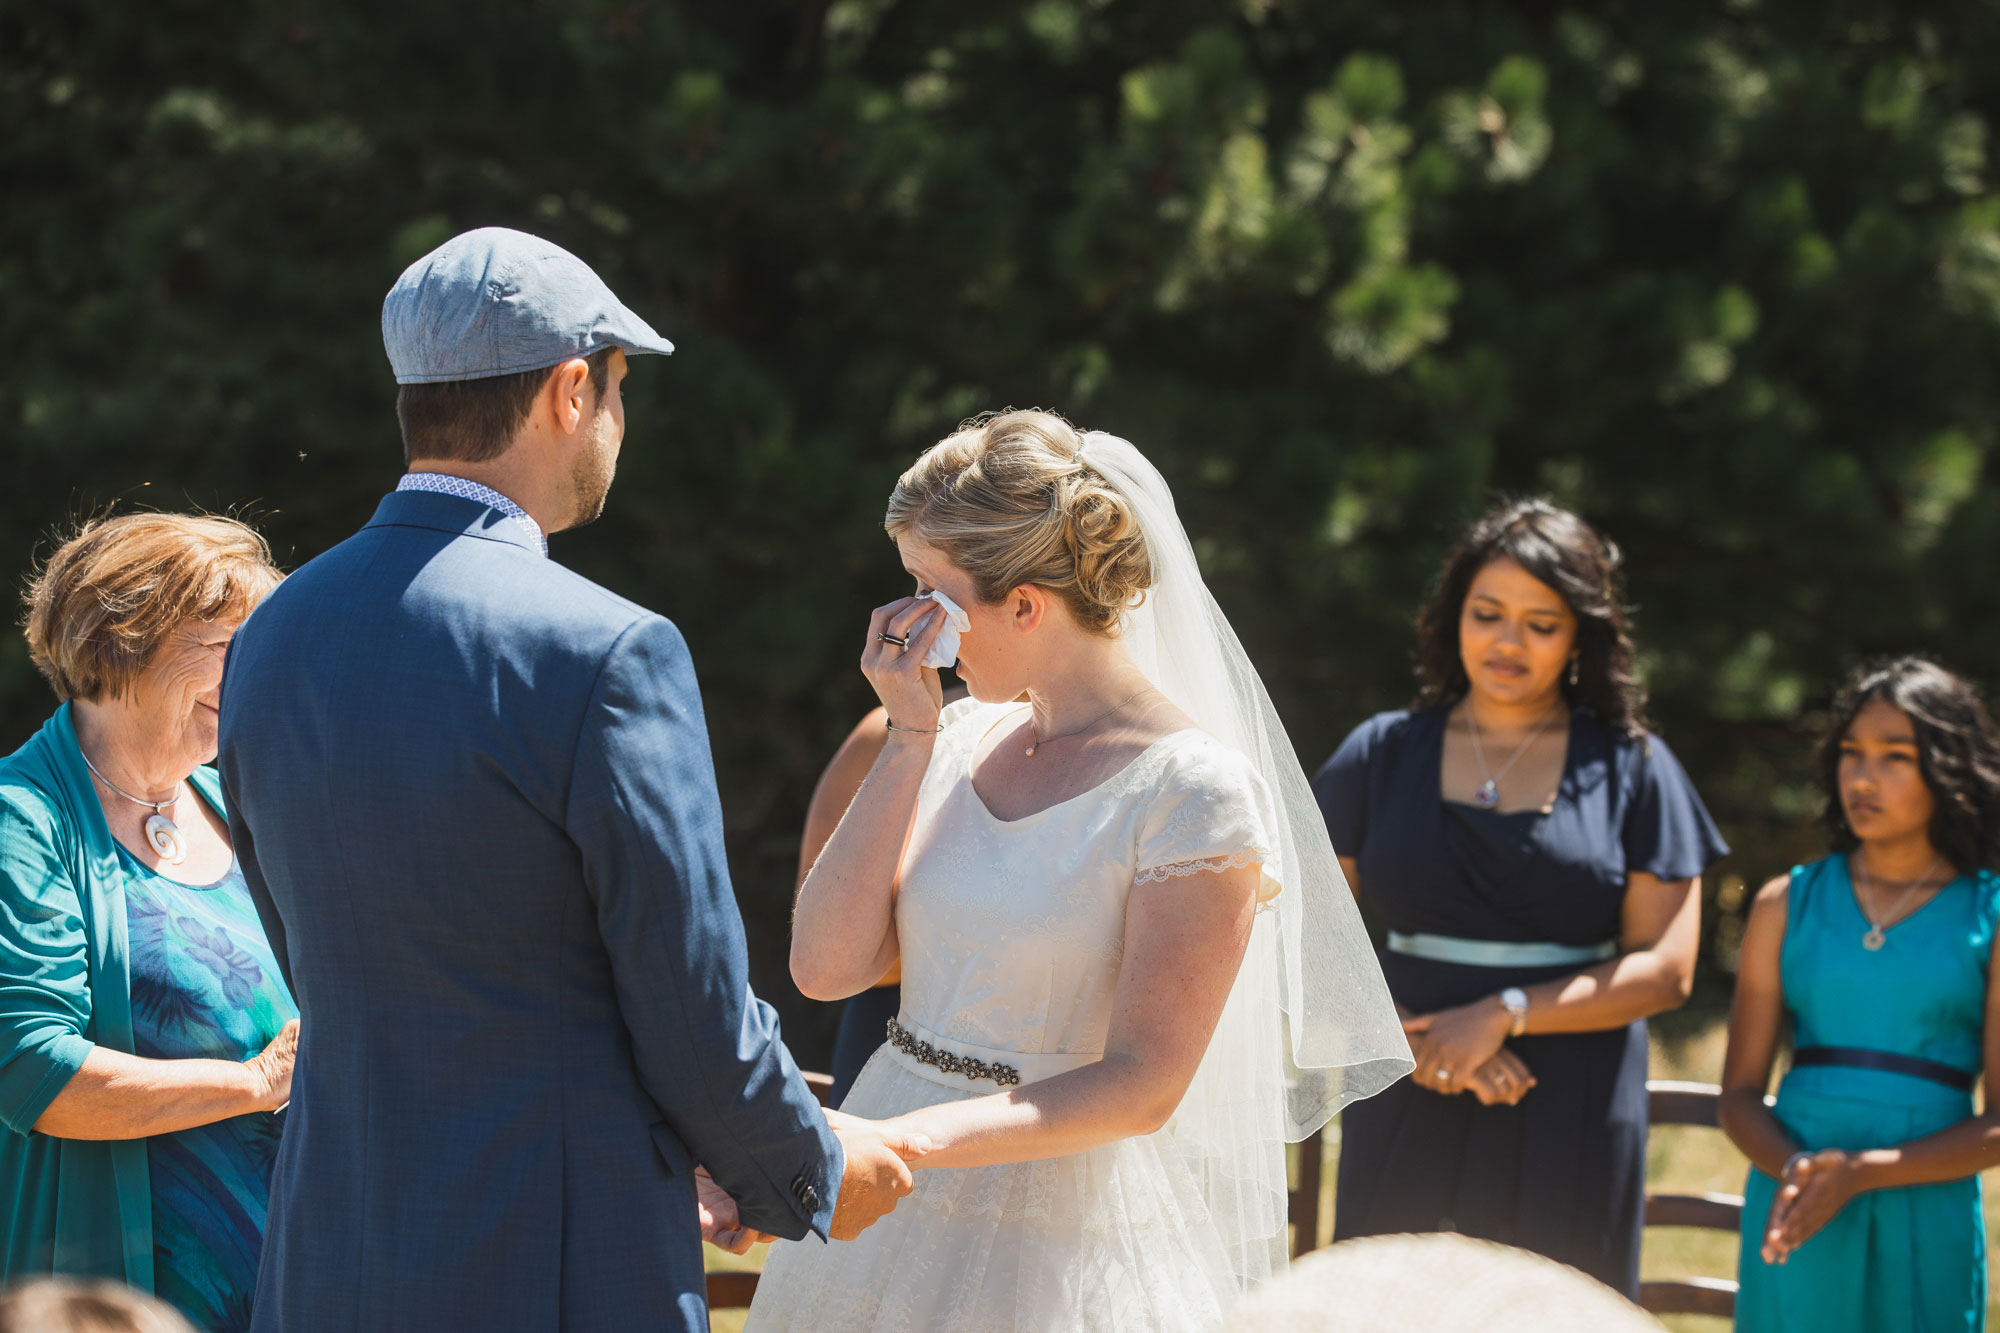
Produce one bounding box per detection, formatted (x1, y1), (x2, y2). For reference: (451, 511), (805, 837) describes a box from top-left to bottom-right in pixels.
(1313, 499), (1728, 1296)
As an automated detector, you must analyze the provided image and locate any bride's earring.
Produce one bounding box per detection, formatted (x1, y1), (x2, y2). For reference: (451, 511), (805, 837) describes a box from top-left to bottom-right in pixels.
(1566, 657), (1580, 688)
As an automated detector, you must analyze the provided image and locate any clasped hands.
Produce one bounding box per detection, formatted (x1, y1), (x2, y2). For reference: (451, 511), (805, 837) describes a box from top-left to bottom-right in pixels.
(1401, 998), (1537, 1106)
(1759, 1148), (1862, 1264)
(697, 1107), (933, 1254)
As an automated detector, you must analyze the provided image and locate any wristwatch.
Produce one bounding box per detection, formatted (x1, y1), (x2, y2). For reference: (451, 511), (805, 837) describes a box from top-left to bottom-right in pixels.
(1499, 987), (1530, 1037)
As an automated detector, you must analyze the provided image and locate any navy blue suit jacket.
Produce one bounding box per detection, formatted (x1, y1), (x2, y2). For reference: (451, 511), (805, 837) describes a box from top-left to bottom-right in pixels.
(218, 491), (840, 1332)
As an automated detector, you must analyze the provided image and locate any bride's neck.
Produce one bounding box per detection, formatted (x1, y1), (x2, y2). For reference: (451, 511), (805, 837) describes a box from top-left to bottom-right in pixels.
(1023, 636), (1153, 737)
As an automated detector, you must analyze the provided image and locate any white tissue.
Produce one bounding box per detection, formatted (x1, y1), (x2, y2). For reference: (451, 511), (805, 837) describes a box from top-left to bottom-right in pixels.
(919, 590), (970, 670)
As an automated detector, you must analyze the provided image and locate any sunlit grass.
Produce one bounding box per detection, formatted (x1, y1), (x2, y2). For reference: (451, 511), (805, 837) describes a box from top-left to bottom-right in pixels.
(708, 1016), (2000, 1330)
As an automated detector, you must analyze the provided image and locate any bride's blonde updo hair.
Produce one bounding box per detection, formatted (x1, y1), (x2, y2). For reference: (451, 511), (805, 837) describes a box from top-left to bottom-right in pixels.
(885, 410), (1152, 635)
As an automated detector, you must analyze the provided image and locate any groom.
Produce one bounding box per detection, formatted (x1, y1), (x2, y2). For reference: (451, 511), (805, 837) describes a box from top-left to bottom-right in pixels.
(218, 228), (920, 1331)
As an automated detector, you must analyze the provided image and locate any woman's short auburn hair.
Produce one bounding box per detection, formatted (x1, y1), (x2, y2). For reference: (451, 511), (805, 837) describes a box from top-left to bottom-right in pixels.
(22, 512), (282, 703)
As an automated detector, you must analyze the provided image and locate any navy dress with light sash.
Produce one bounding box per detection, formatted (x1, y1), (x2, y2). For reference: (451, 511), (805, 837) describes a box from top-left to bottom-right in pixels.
(1312, 706), (1728, 1295)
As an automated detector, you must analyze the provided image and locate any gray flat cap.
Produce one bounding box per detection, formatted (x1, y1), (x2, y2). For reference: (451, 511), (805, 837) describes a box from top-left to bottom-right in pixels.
(382, 227), (674, 384)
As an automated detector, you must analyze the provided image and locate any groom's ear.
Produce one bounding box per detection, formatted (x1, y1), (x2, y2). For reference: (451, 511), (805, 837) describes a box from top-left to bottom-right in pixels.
(539, 357), (596, 438)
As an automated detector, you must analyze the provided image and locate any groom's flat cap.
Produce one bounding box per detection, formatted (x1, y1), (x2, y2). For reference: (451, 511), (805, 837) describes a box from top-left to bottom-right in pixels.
(382, 227), (674, 385)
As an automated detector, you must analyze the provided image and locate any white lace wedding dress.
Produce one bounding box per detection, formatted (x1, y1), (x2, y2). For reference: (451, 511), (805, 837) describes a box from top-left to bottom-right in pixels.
(744, 698), (1275, 1333)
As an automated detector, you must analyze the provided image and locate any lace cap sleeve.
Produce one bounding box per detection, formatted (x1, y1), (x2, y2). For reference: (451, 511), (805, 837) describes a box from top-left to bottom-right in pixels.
(1133, 736), (1278, 900)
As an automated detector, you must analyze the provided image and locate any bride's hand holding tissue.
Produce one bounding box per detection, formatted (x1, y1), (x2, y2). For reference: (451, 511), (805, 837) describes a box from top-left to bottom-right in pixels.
(791, 588), (967, 1001)
(786, 595), (949, 1005)
(862, 596), (949, 729)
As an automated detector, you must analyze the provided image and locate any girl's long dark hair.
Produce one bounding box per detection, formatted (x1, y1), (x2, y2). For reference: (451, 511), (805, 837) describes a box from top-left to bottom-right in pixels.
(1818, 657), (2000, 874)
(1414, 498), (1647, 736)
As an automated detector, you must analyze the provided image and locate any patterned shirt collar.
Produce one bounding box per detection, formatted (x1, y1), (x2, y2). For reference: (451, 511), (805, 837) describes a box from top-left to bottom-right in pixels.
(396, 473), (547, 557)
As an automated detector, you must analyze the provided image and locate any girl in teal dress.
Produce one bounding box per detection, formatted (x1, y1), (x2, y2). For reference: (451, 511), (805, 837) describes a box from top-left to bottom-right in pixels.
(1722, 657), (2000, 1332)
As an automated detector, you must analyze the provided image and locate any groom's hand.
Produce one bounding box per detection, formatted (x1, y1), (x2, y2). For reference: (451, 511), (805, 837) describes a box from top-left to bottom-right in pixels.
(695, 1166), (774, 1255)
(825, 1108), (931, 1240)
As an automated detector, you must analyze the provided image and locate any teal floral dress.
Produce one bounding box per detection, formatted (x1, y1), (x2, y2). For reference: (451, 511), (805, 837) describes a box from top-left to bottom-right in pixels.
(1736, 855), (1996, 1332)
(121, 840), (296, 1333)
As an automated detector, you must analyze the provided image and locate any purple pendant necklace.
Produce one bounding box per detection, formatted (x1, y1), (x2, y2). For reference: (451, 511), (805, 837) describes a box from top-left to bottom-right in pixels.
(1466, 702), (1562, 810)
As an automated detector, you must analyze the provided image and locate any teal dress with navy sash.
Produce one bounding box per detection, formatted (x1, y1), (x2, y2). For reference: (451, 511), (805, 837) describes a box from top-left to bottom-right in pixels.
(1736, 854), (1996, 1332)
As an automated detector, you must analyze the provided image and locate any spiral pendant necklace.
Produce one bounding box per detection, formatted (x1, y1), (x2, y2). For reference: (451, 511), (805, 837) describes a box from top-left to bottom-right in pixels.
(79, 749), (190, 866)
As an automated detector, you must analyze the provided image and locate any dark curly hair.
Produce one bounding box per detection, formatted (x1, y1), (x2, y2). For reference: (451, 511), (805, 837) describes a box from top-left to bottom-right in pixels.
(1817, 657), (2000, 874)
(1414, 498), (1647, 736)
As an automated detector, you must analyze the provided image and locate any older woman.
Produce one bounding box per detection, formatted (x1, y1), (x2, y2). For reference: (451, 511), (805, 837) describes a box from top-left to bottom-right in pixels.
(0, 513), (297, 1333)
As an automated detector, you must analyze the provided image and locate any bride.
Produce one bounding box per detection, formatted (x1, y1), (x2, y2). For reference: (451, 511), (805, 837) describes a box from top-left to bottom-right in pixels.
(745, 411), (1410, 1331)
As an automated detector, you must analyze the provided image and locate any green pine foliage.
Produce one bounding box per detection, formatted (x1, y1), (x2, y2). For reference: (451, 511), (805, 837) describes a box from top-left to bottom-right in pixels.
(6, 2), (1998, 1054)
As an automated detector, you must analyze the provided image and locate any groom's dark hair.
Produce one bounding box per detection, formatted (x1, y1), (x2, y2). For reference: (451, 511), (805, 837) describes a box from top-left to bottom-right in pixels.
(397, 347), (614, 464)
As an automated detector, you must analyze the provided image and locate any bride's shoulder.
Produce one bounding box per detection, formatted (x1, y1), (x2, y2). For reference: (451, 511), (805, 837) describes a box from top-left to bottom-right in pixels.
(1129, 732), (1276, 881)
(1139, 730), (1267, 806)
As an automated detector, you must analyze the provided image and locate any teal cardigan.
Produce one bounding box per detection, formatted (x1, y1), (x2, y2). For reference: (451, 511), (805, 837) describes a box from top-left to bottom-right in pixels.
(0, 704), (229, 1290)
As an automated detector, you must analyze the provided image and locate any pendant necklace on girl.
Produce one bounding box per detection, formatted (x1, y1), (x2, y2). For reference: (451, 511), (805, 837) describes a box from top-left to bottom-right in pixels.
(79, 749), (190, 866)
(1465, 700), (1564, 811)
(1853, 852), (1944, 952)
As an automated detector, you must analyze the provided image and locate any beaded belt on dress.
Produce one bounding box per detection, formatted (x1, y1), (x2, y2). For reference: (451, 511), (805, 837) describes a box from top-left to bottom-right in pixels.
(882, 1014), (1101, 1092)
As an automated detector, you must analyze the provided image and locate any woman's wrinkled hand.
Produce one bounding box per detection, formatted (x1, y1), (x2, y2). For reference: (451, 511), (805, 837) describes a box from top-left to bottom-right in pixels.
(696, 1165), (776, 1254)
(246, 1019), (299, 1112)
(860, 597), (948, 733)
(1402, 1001), (1511, 1097)
(1462, 1048), (1537, 1106)
(1761, 1149), (1860, 1263)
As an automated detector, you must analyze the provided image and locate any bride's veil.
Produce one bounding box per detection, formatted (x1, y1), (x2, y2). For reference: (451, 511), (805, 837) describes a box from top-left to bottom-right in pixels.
(1076, 430), (1414, 1290)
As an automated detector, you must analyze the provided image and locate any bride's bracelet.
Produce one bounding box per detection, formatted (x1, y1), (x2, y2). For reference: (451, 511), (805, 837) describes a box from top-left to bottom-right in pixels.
(884, 718), (943, 735)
